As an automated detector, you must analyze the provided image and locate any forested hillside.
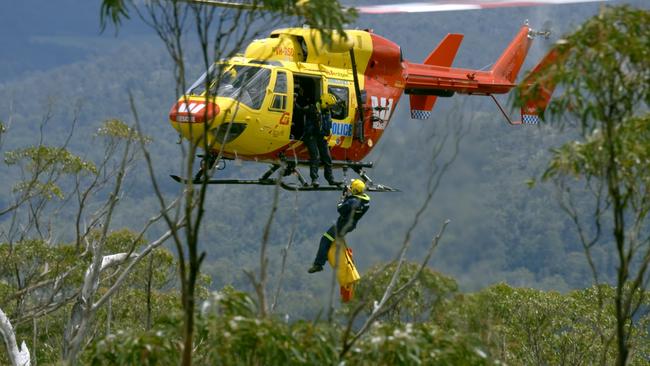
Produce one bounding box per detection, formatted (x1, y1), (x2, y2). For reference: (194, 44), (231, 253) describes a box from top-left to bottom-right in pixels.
(0, 0), (643, 309)
(1, 1), (649, 364)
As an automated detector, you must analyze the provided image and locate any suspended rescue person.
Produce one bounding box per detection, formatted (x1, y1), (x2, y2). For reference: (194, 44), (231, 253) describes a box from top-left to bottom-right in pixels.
(303, 93), (342, 187)
(308, 179), (370, 273)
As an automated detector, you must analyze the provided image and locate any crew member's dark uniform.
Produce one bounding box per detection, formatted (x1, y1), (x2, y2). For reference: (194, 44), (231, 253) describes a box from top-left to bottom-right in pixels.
(292, 88), (309, 139)
(303, 104), (335, 186)
(311, 192), (371, 267)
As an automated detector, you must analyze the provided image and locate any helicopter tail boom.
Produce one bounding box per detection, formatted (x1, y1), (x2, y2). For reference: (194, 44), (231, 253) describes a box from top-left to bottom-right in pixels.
(404, 26), (534, 102)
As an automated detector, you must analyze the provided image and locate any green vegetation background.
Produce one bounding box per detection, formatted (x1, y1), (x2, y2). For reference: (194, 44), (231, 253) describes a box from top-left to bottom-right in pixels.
(0, 0), (646, 321)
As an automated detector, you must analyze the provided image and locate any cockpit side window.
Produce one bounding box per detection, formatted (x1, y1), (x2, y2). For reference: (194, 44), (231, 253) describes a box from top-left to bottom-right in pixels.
(274, 71), (287, 93)
(187, 65), (271, 110)
(186, 64), (218, 96)
(270, 71), (288, 110)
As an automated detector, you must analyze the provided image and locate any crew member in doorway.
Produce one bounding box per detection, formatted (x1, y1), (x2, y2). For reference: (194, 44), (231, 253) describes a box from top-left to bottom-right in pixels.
(292, 85), (309, 140)
(308, 179), (370, 273)
(303, 93), (341, 187)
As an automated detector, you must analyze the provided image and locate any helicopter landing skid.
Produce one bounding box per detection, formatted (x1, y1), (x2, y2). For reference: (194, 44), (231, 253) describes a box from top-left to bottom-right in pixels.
(170, 175), (276, 186)
(169, 175), (398, 192)
(171, 159), (399, 192)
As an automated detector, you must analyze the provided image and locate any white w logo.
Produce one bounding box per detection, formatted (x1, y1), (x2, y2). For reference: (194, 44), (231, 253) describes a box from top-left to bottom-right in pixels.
(177, 102), (206, 114)
(370, 96), (394, 130)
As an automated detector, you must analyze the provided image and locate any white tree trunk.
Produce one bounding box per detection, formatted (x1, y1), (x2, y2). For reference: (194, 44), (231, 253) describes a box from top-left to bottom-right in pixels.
(0, 307), (31, 366)
(62, 227), (175, 363)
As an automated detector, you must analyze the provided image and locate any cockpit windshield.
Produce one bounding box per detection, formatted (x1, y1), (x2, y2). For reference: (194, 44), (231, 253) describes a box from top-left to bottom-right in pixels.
(186, 64), (271, 110)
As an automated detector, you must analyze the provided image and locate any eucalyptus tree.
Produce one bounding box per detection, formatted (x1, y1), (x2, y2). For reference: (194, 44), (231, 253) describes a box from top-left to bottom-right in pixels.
(523, 6), (650, 365)
(99, 1), (356, 365)
(0, 116), (179, 365)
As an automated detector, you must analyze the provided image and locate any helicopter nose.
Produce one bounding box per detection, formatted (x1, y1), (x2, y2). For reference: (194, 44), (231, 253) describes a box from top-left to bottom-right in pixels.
(169, 100), (220, 124)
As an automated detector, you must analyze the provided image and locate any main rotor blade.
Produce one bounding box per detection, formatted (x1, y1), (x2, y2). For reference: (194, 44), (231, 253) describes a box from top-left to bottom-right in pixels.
(356, 0), (608, 14)
(178, 0), (258, 10)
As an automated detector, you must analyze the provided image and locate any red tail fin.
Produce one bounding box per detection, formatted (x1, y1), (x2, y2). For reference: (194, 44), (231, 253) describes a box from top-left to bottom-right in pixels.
(423, 33), (463, 65)
(409, 34), (463, 120)
(518, 46), (566, 124)
(491, 26), (534, 84)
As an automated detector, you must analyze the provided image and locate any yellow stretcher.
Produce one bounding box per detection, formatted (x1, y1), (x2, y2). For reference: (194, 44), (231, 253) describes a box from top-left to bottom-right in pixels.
(327, 239), (361, 302)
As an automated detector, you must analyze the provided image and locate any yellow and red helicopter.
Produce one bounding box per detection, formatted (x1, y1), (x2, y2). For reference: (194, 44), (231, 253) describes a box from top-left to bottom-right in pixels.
(168, 0), (602, 191)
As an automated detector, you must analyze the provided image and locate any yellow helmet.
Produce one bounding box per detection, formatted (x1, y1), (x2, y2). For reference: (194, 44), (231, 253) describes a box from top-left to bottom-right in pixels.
(320, 93), (337, 109)
(350, 179), (366, 194)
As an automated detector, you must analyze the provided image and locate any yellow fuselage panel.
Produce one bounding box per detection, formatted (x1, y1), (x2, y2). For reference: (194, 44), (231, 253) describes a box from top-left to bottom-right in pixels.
(171, 27), (376, 158)
(268, 28), (373, 77)
(170, 95), (291, 156)
(245, 36), (304, 62)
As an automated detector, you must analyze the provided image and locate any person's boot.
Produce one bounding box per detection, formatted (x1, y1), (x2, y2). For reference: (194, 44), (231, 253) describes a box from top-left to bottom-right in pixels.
(325, 176), (342, 186)
(308, 264), (323, 273)
(311, 180), (320, 188)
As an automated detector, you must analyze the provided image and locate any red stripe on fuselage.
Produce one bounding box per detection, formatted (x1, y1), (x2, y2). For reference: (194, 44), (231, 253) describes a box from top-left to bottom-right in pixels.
(340, 33), (406, 161)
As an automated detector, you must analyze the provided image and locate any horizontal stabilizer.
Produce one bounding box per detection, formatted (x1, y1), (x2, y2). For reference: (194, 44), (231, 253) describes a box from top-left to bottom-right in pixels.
(409, 33), (463, 120)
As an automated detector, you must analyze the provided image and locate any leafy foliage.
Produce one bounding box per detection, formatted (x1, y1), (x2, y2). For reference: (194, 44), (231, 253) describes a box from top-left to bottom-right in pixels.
(544, 115), (650, 190)
(0, 231), (183, 365)
(100, 0), (357, 37)
(291, 0), (358, 40)
(100, 0), (130, 31)
(442, 284), (650, 365)
(87, 284), (495, 365)
(5, 146), (97, 175)
(345, 322), (491, 366)
(86, 281), (650, 365)
(539, 6), (650, 129)
(96, 118), (152, 143)
(342, 262), (458, 323)
(3, 144), (96, 202)
(519, 6), (650, 364)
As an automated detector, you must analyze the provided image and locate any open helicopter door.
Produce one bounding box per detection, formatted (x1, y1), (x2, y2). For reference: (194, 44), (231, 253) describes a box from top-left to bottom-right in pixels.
(292, 75), (322, 139)
(409, 33), (463, 120)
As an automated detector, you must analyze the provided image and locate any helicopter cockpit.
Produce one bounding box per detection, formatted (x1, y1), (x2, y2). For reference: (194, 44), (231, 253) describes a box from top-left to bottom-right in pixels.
(186, 64), (271, 110)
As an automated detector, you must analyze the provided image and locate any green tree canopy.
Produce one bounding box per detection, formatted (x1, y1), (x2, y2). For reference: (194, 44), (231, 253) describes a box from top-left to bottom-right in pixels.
(522, 6), (650, 365)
